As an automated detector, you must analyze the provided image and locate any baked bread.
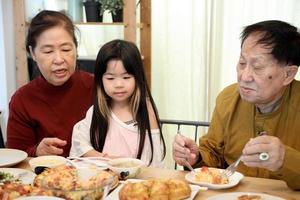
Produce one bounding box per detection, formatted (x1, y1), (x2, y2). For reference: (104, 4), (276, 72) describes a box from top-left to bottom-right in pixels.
(168, 179), (191, 200)
(119, 181), (150, 200)
(119, 179), (191, 200)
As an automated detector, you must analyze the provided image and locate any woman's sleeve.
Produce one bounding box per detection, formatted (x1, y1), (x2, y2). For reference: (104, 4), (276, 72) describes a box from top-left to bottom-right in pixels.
(69, 106), (94, 157)
(6, 94), (38, 156)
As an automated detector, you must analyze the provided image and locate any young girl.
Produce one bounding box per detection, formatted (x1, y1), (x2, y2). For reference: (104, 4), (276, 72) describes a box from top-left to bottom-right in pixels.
(70, 39), (166, 167)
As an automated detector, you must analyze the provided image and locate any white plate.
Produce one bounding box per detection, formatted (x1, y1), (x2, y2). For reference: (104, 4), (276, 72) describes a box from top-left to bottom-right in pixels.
(206, 192), (285, 200)
(0, 149), (28, 167)
(105, 179), (203, 200)
(0, 168), (36, 184)
(185, 168), (244, 189)
(15, 196), (64, 200)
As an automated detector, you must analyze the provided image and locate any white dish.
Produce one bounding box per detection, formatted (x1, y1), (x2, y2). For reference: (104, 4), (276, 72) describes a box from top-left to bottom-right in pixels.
(206, 192), (285, 200)
(29, 155), (67, 171)
(0, 149), (28, 167)
(108, 158), (144, 179)
(185, 168), (244, 189)
(0, 168), (36, 184)
(106, 179), (203, 200)
(15, 196), (64, 200)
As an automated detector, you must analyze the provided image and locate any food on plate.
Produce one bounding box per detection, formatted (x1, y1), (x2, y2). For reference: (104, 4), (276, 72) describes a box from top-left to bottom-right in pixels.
(0, 182), (49, 200)
(0, 182), (31, 200)
(33, 165), (113, 200)
(237, 194), (263, 200)
(119, 179), (191, 200)
(0, 166), (115, 200)
(195, 167), (228, 184)
(0, 171), (18, 183)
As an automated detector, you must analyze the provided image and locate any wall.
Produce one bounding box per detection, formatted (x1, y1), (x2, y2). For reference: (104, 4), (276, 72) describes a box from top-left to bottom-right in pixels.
(0, 0), (16, 142)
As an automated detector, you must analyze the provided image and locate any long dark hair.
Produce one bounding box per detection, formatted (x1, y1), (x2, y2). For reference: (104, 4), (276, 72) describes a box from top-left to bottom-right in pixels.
(90, 39), (166, 165)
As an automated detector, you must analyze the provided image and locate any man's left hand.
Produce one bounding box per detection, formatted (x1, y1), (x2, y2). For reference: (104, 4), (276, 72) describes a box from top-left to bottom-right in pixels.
(241, 135), (285, 171)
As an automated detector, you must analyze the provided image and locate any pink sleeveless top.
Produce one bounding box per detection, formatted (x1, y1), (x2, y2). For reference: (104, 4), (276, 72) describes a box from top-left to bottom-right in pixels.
(70, 106), (164, 167)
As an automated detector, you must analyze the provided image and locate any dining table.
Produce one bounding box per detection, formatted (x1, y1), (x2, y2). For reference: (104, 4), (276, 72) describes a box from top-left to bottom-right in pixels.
(13, 158), (299, 200)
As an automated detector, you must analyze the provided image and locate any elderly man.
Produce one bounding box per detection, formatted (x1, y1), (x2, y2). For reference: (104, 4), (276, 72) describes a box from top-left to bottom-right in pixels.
(173, 20), (300, 190)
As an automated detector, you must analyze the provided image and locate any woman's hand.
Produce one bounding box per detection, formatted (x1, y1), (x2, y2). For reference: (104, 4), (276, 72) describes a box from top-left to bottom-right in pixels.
(36, 137), (67, 156)
(172, 134), (200, 166)
(241, 135), (285, 171)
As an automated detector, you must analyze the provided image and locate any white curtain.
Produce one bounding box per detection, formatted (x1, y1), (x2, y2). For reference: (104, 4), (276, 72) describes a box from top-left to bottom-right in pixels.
(152, 0), (300, 169)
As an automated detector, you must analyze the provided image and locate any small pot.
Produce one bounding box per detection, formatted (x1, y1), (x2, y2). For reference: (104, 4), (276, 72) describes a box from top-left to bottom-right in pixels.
(112, 9), (123, 22)
(83, 1), (102, 22)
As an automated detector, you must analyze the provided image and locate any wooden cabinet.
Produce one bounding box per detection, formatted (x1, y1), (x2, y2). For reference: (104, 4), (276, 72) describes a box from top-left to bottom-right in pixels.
(13, 0), (151, 88)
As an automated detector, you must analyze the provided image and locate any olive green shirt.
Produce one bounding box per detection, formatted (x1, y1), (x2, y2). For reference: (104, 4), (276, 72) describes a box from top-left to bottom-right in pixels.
(198, 80), (300, 190)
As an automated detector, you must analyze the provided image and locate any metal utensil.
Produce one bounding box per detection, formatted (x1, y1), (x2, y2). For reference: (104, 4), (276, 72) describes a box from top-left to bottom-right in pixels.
(184, 160), (196, 173)
(67, 157), (108, 167)
(222, 131), (268, 177)
(222, 156), (242, 177)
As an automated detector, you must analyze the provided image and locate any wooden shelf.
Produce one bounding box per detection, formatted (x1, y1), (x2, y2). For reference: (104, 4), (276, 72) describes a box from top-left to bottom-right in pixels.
(75, 22), (124, 26)
(13, 0), (152, 87)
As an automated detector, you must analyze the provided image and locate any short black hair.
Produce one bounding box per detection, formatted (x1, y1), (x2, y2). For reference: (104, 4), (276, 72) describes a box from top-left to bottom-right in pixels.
(241, 20), (300, 66)
(26, 10), (78, 54)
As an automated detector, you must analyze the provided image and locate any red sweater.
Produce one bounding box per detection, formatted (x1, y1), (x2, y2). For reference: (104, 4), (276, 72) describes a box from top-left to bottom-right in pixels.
(7, 71), (94, 157)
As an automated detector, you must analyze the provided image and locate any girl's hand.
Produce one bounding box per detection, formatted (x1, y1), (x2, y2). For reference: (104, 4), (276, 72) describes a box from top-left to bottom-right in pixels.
(36, 137), (67, 156)
(241, 135), (285, 171)
(172, 134), (200, 166)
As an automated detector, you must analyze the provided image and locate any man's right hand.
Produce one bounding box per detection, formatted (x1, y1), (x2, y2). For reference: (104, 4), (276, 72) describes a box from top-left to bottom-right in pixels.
(36, 137), (67, 156)
(172, 134), (200, 166)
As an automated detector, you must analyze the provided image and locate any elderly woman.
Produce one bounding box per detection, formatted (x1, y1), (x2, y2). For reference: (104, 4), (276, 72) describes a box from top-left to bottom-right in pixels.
(6, 10), (93, 157)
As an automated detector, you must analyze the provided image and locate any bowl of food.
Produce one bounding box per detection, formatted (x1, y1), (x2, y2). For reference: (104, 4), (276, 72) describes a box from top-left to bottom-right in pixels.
(29, 156), (67, 172)
(107, 158), (144, 179)
(33, 165), (113, 200)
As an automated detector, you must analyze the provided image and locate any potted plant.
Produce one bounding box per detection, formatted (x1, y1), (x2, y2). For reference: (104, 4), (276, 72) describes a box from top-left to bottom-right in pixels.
(99, 0), (124, 22)
(83, 0), (102, 22)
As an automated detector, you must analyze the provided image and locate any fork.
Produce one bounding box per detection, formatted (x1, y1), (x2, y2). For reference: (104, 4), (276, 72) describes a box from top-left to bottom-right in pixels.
(222, 131), (268, 177)
(184, 158), (196, 173)
(222, 156), (242, 177)
(67, 157), (108, 167)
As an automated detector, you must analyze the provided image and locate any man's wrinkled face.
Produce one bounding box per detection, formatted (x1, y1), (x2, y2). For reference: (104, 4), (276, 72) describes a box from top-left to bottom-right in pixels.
(237, 33), (289, 106)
